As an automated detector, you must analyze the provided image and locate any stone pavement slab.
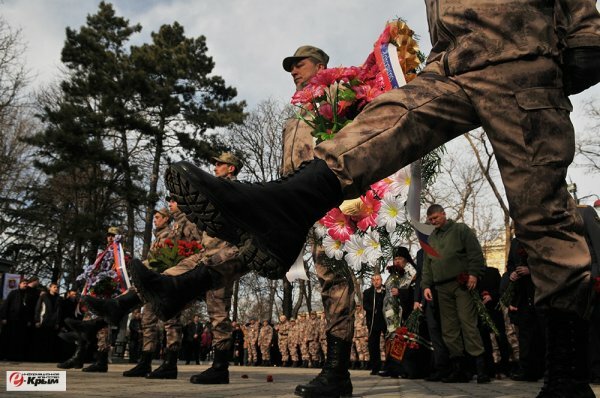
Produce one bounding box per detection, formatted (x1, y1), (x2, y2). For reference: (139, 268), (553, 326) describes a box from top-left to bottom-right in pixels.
(1, 361), (599, 397)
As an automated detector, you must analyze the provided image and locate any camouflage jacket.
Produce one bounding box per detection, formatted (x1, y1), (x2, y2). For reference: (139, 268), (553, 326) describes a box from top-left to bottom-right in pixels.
(281, 116), (315, 176)
(425, 0), (560, 76)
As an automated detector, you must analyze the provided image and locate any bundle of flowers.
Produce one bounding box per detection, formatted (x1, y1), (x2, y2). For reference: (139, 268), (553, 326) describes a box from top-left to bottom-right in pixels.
(388, 313), (434, 361)
(457, 272), (500, 336)
(149, 239), (203, 273)
(292, 19), (422, 144)
(77, 236), (124, 298)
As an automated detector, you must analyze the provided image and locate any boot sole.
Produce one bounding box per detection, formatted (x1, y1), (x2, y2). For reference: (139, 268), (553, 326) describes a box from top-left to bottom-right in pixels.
(165, 165), (288, 279)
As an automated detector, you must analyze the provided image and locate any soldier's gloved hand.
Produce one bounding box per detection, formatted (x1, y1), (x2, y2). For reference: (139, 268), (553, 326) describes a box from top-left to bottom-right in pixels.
(563, 46), (600, 96)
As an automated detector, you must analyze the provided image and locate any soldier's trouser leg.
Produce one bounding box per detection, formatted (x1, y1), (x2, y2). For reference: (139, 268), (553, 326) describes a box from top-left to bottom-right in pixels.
(141, 304), (160, 353)
(300, 341), (309, 361)
(437, 281), (484, 358)
(289, 342), (298, 361)
(206, 281), (234, 351)
(316, 58), (591, 314)
(164, 316), (182, 351)
(96, 326), (110, 352)
(279, 338), (289, 362)
(261, 345), (270, 361)
(309, 341), (320, 362)
(315, 246), (355, 343)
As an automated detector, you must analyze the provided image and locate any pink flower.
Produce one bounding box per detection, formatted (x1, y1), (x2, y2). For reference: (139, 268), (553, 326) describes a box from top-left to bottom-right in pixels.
(354, 190), (381, 231)
(370, 180), (390, 198)
(291, 84), (325, 105)
(319, 103), (334, 121)
(354, 84), (382, 102)
(311, 68), (348, 87)
(322, 208), (355, 242)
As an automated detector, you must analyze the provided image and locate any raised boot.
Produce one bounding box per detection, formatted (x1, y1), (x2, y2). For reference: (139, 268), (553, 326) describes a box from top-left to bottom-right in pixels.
(83, 289), (141, 325)
(82, 351), (108, 373)
(146, 349), (178, 379)
(69, 318), (107, 344)
(536, 310), (595, 398)
(476, 355), (491, 384)
(130, 259), (216, 321)
(57, 344), (85, 369)
(165, 159), (343, 279)
(294, 334), (353, 398)
(190, 349), (229, 384)
(123, 351), (153, 377)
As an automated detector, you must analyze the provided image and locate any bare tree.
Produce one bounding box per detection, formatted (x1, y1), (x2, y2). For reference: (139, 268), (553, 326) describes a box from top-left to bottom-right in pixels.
(574, 99), (600, 174)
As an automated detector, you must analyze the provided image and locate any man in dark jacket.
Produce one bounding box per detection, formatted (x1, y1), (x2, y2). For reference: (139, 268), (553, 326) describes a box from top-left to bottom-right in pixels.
(363, 274), (386, 375)
(0, 279), (28, 360)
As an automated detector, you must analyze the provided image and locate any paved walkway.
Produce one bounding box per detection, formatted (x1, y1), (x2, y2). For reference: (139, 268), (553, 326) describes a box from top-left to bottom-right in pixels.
(1, 361), (599, 397)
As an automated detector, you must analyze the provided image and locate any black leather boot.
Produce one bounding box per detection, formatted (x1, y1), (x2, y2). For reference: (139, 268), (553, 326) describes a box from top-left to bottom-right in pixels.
(536, 310), (595, 398)
(442, 357), (470, 383)
(83, 289), (141, 325)
(476, 355), (491, 384)
(82, 350), (108, 372)
(69, 317), (107, 344)
(130, 258), (216, 321)
(302, 360), (309, 368)
(146, 349), (178, 379)
(165, 159), (343, 279)
(292, 360), (300, 368)
(190, 349), (229, 384)
(57, 344), (85, 369)
(294, 334), (353, 398)
(123, 351), (153, 377)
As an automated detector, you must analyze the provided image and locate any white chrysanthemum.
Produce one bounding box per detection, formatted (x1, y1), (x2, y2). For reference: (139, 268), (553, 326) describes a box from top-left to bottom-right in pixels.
(322, 235), (345, 260)
(377, 192), (407, 233)
(314, 222), (328, 239)
(387, 167), (411, 198)
(344, 234), (370, 270)
(362, 230), (383, 264)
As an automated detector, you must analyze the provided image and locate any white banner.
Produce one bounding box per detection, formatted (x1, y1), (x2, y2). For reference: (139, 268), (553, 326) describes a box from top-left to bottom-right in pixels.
(6, 371), (66, 391)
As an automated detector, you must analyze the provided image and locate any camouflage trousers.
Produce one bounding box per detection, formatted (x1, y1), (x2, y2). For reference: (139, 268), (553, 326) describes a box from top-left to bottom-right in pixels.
(316, 57), (591, 315)
(260, 343), (271, 361)
(247, 341), (258, 364)
(319, 338), (327, 358)
(141, 261), (195, 352)
(299, 340), (309, 361)
(315, 246), (355, 342)
(206, 281), (234, 351)
(308, 340), (320, 361)
(278, 336), (290, 361)
(288, 341), (299, 361)
(96, 326), (110, 353)
(354, 336), (369, 361)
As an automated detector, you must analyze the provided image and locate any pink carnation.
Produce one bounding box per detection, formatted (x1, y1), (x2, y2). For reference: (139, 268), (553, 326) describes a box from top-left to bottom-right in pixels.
(322, 208), (355, 242)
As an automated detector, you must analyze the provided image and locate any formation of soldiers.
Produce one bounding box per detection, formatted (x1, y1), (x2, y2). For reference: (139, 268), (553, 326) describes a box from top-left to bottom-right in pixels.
(238, 306), (385, 370)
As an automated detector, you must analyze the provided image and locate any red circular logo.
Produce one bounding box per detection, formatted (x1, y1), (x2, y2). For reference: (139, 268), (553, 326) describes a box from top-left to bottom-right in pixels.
(9, 372), (24, 387)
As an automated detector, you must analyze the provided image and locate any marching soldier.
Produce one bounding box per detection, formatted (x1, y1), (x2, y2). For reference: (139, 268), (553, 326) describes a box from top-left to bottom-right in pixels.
(317, 311), (327, 367)
(259, 320), (274, 366)
(298, 313), (310, 367)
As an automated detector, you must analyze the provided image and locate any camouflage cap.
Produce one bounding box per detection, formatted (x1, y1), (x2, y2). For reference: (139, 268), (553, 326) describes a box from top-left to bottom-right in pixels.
(282, 45), (329, 72)
(154, 207), (170, 218)
(211, 152), (243, 172)
(309, 311), (316, 316)
(107, 226), (121, 235)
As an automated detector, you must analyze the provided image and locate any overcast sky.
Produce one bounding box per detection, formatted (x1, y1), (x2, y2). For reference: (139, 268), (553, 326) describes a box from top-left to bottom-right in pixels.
(3, 0), (599, 201)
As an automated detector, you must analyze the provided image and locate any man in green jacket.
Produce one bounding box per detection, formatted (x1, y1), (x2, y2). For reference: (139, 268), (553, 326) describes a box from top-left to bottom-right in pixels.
(421, 204), (489, 384)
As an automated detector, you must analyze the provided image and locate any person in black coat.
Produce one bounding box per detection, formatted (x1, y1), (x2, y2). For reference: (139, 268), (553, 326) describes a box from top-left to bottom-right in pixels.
(363, 274), (386, 374)
(231, 321), (244, 366)
(34, 283), (61, 362)
(0, 279), (28, 361)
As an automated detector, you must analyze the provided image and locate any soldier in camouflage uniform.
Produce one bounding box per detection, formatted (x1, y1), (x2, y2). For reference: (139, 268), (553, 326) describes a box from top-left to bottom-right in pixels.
(353, 305), (369, 370)
(307, 311), (321, 368)
(277, 315), (291, 366)
(246, 319), (259, 366)
(288, 318), (300, 367)
(152, 3), (600, 396)
(297, 313), (311, 367)
(258, 320), (274, 366)
(317, 311), (327, 367)
(190, 153), (244, 385)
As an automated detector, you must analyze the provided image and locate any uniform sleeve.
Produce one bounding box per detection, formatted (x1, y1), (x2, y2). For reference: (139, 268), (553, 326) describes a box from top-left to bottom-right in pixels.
(463, 225), (486, 278)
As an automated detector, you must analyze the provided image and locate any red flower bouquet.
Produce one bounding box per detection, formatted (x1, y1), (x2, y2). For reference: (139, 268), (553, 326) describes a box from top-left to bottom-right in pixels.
(150, 239), (203, 273)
